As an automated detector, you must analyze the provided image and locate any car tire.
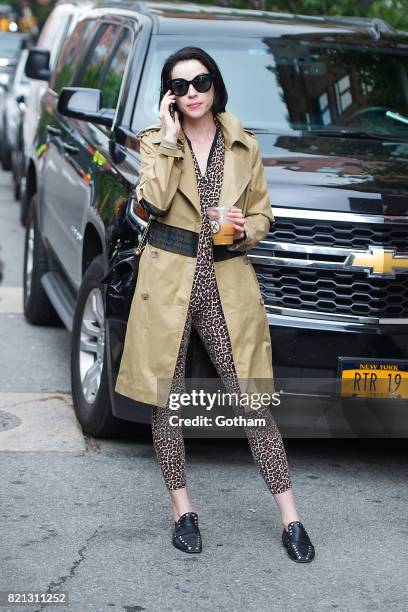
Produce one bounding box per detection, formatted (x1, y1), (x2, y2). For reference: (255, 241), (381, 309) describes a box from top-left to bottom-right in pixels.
(14, 180), (20, 201)
(1, 146), (12, 171)
(70, 254), (127, 437)
(1, 130), (12, 170)
(13, 160), (21, 200)
(20, 178), (29, 226)
(23, 195), (62, 326)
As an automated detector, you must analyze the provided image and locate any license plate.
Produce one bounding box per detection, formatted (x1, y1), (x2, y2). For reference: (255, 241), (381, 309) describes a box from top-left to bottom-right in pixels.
(338, 357), (408, 399)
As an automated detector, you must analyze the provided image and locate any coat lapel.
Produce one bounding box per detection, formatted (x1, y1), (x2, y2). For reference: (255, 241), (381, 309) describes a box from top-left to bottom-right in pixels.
(176, 136), (201, 215)
(179, 112), (254, 214)
(145, 112), (252, 215)
(208, 112), (253, 210)
(218, 145), (252, 208)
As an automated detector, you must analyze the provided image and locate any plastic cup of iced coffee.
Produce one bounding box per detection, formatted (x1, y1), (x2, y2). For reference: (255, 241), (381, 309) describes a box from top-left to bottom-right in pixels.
(207, 206), (235, 246)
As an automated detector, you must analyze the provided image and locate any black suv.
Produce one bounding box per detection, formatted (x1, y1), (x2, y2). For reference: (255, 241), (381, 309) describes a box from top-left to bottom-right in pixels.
(23, 1), (408, 437)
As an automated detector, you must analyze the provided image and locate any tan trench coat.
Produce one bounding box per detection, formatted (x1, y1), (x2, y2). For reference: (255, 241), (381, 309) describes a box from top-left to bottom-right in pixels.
(115, 111), (276, 409)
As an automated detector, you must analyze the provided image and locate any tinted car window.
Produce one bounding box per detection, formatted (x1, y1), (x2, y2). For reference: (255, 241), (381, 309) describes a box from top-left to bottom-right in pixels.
(75, 23), (120, 90)
(49, 18), (98, 95)
(100, 28), (132, 109)
(0, 33), (27, 58)
(133, 35), (408, 138)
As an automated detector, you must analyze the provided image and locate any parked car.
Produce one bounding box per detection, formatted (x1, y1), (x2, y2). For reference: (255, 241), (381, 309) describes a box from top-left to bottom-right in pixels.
(0, 31), (31, 89)
(0, 48), (29, 177)
(0, 32), (31, 167)
(9, 50), (29, 198)
(19, 0), (95, 225)
(23, 1), (408, 437)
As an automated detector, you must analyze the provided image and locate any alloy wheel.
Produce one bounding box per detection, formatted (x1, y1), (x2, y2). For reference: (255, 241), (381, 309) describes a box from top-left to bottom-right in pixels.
(79, 288), (106, 404)
(24, 217), (34, 303)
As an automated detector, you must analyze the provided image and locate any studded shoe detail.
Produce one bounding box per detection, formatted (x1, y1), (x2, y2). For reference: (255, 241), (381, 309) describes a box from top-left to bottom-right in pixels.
(172, 512), (202, 554)
(282, 521), (315, 563)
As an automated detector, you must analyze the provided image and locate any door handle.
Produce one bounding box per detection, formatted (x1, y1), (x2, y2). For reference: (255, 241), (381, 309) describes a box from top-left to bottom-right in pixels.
(46, 125), (61, 136)
(62, 142), (80, 155)
(129, 194), (148, 231)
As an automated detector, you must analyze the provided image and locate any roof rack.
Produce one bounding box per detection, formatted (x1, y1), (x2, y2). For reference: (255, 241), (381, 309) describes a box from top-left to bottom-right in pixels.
(322, 15), (395, 35)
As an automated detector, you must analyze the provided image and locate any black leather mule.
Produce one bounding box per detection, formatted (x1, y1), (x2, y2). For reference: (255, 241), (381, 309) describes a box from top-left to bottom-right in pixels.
(282, 521), (315, 562)
(172, 512), (202, 553)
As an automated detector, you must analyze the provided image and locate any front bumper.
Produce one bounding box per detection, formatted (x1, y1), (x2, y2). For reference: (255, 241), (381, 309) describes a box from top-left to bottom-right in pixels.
(268, 313), (408, 437)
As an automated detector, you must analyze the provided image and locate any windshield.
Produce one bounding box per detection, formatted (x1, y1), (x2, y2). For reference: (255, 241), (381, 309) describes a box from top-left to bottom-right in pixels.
(132, 35), (408, 138)
(0, 38), (23, 61)
(0, 34), (23, 56)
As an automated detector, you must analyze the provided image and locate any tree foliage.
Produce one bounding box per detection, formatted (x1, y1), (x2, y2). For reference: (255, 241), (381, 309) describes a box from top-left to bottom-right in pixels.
(6, 0), (54, 31)
(6, 1), (408, 34)
(197, 0), (408, 31)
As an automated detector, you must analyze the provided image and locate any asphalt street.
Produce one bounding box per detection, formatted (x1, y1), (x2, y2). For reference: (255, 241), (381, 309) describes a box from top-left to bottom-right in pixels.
(0, 169), (407, 612)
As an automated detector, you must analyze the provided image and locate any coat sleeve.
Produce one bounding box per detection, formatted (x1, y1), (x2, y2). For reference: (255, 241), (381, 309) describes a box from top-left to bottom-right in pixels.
(227, 137), (274, 252)
(135, 133), (184, 217)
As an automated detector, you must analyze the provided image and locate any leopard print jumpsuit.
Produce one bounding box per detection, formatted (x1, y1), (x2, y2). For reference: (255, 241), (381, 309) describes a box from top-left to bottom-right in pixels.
(151, 118), (292, 495)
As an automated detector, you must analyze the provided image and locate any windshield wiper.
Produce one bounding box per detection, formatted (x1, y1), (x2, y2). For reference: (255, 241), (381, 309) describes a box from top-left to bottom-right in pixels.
(244, 126), (408, 141)
(303, 128), (408, 142)
(244, 127), (280, 134)
(385, 110), (408, 125)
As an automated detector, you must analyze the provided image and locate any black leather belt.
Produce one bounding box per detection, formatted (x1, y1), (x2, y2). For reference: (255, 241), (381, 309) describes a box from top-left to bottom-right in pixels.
(147, 220), (245, 261)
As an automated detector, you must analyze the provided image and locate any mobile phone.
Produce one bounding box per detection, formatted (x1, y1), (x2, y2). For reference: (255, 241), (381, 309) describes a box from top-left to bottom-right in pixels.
(169, 102), (176, 121)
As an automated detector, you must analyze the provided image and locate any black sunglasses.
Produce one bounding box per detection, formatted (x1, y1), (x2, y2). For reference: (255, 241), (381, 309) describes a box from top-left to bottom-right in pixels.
(167, 73), (213, 97)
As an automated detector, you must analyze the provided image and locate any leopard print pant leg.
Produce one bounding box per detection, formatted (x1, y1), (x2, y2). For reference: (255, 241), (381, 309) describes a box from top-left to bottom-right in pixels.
(192, 287), (292, 496)
(150, 310), (192, 491)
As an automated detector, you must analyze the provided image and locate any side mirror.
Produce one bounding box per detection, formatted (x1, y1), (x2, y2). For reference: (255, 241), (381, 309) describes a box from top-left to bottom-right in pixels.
(25, 48), (51, 80)
(57, 87), (115, 127)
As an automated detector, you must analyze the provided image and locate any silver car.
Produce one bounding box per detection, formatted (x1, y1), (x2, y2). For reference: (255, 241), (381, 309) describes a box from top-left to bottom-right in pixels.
(20, 0), (95, 225)
(0, 48), (29, 178)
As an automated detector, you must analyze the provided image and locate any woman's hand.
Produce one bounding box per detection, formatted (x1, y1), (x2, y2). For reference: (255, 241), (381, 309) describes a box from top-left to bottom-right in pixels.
(226, 206), (246, 240)
(160, 89), (181, 143)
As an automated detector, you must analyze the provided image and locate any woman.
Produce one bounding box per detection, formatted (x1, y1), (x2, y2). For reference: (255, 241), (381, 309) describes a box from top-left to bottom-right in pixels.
(115, 47), (315, 562)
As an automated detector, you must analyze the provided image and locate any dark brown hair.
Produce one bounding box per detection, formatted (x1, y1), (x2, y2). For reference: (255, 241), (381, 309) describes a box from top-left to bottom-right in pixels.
(159, 46), (228, 115)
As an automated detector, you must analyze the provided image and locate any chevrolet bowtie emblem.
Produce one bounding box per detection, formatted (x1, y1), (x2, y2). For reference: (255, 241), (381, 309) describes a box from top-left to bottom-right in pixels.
(345, 246), (408, 277)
